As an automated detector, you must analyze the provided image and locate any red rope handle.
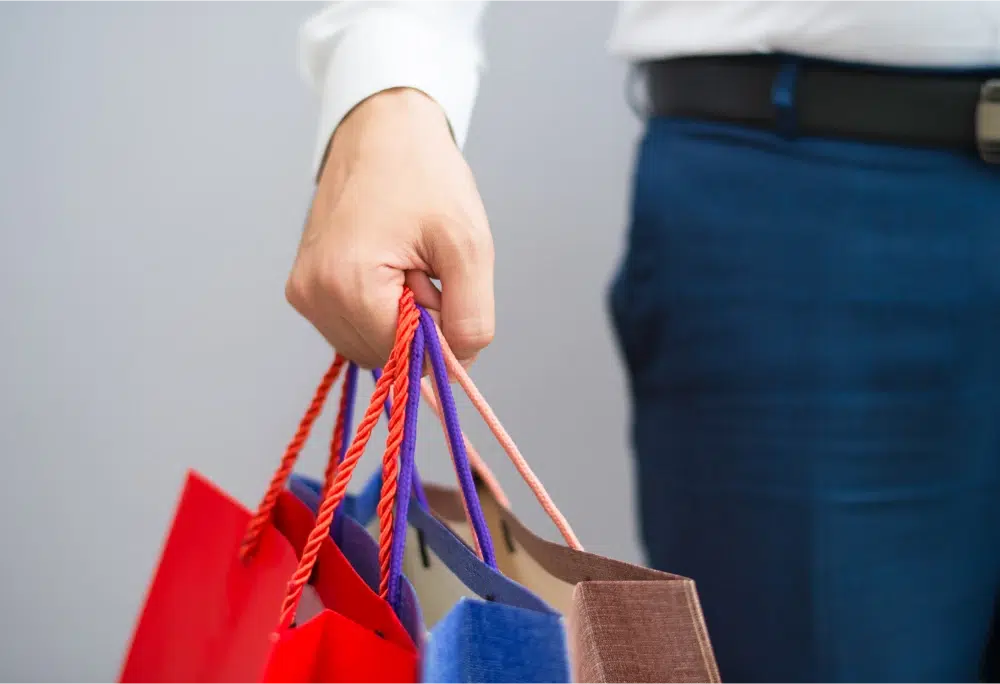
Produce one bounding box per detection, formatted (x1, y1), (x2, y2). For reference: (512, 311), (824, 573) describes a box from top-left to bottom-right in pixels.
(322, 369), (354, 496)
(240, 354), (347, 560)
(376, 295), (418, 598)
(278, 289), (420, 626)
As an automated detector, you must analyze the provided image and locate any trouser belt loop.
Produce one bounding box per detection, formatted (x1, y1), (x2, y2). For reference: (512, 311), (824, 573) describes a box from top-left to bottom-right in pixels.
(772, 58), (800, 139)
(978, 79), (1000, 163)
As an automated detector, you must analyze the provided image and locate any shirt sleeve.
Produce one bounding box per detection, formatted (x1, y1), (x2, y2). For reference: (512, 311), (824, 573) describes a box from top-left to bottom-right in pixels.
(299, 2), (489, 177)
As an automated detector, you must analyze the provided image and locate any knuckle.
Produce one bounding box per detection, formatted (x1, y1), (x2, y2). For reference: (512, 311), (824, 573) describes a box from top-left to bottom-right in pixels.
(315, 264), (346, 302)
(317, 255), (368, 312)
(285, 257), (357, 318)
(284, 271), (310, 312)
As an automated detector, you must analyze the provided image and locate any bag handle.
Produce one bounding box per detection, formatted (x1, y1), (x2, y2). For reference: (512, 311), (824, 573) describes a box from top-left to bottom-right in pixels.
(417, 307), (499, 566)
(324, 318), (499, 570)
(386, 321), (424, 605)
(286, 291), (419, 618)
(396, 303), (581, 552)
(391, 306), (531, 603)
(328, 366), (502, 563)
(419, 318), (583, 551)
(324, 360), (357, 544)
(240, 290), (422, 627)
(322, 363), (428, 545)
(239, 354), (346, 561)
(372, 367), (430, 507)
(322, 361), (427, 506)
(325, 360), (358, 495)
(327, 365), (424, 503)
(420, 376), (511, 508)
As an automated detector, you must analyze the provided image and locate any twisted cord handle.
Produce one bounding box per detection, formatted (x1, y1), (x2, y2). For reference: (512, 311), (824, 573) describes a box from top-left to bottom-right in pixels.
(278, 290), (421, 624)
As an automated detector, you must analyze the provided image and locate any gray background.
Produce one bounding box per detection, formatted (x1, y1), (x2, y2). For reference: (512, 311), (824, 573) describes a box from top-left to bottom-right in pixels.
(0, 2), (641, 679)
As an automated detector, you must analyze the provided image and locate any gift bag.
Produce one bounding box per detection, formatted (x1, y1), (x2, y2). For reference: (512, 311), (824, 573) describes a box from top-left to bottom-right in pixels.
(291, 308), (572, 683)
(425, 482), (720, 683)
(313, 463), (473, 630)
(316, 494), (424, 643)
(291, 360), (471, 630)
(290, 362), (424, 644)
(119, 296), (425, 683)
(291, 363), (550, 631)
(290, 474), (550, 630)
(411, 327), (722, 683)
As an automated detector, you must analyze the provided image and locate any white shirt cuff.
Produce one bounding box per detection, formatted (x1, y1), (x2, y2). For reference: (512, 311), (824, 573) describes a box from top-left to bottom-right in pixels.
(307, 8), (483, 177)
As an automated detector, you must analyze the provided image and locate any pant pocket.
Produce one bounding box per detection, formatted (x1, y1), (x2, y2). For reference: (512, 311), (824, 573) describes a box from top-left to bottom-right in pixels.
(607, 130), (673, 393)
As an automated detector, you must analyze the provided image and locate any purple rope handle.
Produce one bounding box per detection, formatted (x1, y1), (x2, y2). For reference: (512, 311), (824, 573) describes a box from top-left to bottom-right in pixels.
(372, 367), (428, 508)
(387, 323), (424, 607)
(330, 362), (359, 541)
(334, 307), (498, 575)
(338, 362), (358, 463)
(418, 307), (497, 569)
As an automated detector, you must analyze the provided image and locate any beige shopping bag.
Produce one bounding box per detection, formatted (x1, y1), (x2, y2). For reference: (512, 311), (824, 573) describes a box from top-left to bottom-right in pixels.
(426, 478), (573, 614)
(424, 482), (721, 683)
(362, 519), (477, 628)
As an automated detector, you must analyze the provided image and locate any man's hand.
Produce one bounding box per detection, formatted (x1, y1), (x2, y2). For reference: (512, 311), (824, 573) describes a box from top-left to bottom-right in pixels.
(287, 87), (495, 369)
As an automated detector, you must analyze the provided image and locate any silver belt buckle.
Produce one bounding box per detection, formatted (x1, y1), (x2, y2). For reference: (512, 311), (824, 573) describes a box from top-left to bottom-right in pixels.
(977, 79), (1000, 164)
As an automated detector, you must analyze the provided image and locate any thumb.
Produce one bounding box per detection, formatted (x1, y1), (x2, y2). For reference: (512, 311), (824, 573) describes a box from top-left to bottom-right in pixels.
(405, 270), (482, 372)
(424, 224), (495, 364)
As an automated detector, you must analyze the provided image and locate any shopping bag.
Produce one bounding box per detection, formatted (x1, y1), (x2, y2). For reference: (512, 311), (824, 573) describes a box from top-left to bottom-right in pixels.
(292, 309), (571, 682)
(290, 311), (569, 684)
(319, 489), (425, 645)
(119, 295), (424, 682)
(290, 363), (552, 630)
(293, 362), (424, 644)
(413, 312), (571, 682)
(423, 475), (588, 616)
(290, 474), (550, 627)
(425, 482), (720, 682)
(411, 327), (722, 683)
(422, 597), (570, 684)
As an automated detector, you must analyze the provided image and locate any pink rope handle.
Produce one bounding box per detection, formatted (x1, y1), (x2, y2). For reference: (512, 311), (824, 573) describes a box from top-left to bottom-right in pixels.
(418, 326), (583, 551)
(420, 378), (510, 510)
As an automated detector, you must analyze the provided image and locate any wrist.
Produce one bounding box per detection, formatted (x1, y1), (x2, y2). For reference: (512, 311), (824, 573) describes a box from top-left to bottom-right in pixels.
(320, 88), (452, 175)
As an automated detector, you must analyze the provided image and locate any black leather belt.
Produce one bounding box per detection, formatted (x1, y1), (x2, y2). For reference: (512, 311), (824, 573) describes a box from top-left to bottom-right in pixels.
(642, 55), (1000, 163)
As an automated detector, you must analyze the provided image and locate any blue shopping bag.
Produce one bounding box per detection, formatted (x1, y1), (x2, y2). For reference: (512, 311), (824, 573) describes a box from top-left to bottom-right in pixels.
(424, 598), (571, 684)
(290, 309), (570, 683)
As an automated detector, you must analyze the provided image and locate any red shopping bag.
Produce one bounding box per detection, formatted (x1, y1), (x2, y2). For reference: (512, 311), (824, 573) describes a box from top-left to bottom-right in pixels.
(119, 295), (424, 682)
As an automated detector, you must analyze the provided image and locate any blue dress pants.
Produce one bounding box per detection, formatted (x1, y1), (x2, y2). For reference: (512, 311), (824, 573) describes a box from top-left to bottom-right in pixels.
(609, 113), (1000, 681)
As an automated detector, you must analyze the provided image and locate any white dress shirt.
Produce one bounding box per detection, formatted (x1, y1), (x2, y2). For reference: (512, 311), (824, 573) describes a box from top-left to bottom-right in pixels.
(300, 1), (1000, 173)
